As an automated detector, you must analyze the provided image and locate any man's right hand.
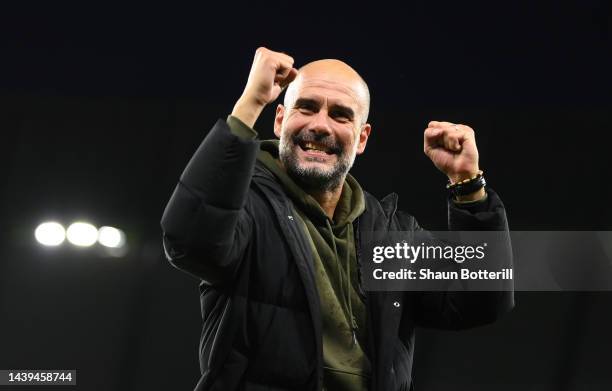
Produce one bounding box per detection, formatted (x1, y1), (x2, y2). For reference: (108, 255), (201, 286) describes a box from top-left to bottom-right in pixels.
(231, 47), (298, 128)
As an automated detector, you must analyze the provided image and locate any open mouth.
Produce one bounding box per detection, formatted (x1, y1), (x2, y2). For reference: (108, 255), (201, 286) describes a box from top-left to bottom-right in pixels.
(298, 141), (335, 155)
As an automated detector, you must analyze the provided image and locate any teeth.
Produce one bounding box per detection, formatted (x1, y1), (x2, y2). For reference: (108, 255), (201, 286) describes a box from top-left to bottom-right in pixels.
(304, 142), (325, 152)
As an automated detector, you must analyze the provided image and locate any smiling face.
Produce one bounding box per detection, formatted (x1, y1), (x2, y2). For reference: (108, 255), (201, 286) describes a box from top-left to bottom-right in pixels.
(274, 59), (371, 192)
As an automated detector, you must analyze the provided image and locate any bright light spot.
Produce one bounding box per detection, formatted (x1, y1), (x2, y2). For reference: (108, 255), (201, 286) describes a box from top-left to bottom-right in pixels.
(34, 222), (66, 246)
(98, 226), (126, 248)
(66, 222), (98, 247)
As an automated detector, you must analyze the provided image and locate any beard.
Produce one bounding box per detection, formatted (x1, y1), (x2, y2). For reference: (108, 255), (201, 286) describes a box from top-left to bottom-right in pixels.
(278, 127), (358, 192)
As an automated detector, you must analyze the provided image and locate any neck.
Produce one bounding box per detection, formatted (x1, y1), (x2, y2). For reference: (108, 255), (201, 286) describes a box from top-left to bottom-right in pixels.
(277, 159), (347, 220)
(306, 183), (344, 221)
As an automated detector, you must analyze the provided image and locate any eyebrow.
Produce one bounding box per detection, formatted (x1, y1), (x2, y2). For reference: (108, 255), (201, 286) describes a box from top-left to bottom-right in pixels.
(294, 98), (355, 120)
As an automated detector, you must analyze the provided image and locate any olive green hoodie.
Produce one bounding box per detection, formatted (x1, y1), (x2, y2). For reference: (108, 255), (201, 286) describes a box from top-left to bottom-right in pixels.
(226, 114), (371, 390)
(257, 140), (371, 391)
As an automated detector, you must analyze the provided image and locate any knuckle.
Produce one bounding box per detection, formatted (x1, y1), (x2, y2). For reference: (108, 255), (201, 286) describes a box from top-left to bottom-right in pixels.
(462, 124), (474, 132)
(276, 50), (293, 61)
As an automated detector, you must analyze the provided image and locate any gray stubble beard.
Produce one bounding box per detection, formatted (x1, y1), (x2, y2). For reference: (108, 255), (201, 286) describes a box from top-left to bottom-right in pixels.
(278, 128), (358, 192)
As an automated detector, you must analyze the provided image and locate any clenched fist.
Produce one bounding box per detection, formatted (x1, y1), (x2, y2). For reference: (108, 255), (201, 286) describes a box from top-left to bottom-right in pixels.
(232, 47), (298, 128)
(424, 121), (486, 200)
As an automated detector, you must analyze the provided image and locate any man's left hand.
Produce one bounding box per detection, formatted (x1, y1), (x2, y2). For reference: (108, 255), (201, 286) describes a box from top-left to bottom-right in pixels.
(424, 121), (486, 201)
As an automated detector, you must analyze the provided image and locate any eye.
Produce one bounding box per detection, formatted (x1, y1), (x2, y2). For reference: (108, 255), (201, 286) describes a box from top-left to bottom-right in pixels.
(330, 112), (352, 123)
(298, 107), (314, 114)
(296, 104), (316, 115)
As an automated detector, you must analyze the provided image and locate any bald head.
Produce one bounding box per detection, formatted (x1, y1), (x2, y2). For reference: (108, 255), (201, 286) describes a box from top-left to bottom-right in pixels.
(283, 59), (370, 125)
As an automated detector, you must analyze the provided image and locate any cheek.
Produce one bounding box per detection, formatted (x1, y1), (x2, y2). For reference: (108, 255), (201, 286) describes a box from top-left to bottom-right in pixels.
(339, 126), (360, 146)
(293, 116), (314, 132)
(282, 116), (307, 136)
(279, 122), (296, 140)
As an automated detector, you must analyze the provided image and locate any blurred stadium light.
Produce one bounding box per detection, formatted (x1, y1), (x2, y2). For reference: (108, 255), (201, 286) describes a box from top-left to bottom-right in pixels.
(34, 221), (66, 246)
(98, 226), (126, 248)
(66, 222), (99, 247)
(35, 220), (128, 256)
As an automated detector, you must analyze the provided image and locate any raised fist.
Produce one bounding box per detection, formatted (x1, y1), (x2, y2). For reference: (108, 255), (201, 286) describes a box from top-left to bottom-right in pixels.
(423, 121), (480, 184)
(232, 47), (298, 127)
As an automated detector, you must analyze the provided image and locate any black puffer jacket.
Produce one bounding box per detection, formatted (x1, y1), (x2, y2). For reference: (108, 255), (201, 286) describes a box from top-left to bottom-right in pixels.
(160, 119), (514, 391)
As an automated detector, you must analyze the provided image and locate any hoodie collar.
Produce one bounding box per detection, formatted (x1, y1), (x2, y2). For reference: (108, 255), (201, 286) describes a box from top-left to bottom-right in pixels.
(257, 140), (365, 228)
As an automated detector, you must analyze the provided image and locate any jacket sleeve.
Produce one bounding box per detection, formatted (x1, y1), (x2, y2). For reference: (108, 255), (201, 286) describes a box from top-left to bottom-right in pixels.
(408, 187), (515, 330)
(160, 118), (259, 285)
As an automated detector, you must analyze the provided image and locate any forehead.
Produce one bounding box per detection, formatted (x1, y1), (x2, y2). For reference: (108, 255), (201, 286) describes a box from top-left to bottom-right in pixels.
(292, 75), (363, 109)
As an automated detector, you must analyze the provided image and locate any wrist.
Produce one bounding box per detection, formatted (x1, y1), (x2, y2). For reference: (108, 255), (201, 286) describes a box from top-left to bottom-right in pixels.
(446, 170), (486, 201)
(447, 169), (480, 185)
(231, 96), (265, 128)
(454, 187), (486, 202)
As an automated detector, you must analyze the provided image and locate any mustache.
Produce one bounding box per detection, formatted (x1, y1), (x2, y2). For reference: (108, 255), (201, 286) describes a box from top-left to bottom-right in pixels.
(290, 131), (343, 155)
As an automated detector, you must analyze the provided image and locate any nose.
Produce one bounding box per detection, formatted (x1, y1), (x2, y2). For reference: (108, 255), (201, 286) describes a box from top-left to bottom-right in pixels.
(307, 109), (333, 137)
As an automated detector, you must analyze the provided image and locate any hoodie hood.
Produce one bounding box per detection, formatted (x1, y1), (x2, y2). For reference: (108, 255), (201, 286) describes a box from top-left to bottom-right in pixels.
(257, 140), (365, 226)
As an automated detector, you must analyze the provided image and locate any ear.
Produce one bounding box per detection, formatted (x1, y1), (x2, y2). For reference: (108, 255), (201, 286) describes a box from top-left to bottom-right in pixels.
(274, 104), (285, 138)
(356, 123), (372, 155)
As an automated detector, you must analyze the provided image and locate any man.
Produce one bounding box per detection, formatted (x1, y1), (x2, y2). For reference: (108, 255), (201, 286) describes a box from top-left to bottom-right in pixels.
(161, 47), (513, 391)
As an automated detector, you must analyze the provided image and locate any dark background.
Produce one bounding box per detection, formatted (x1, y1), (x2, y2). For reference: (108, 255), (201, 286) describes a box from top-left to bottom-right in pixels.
(1, 1), (611, 390)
